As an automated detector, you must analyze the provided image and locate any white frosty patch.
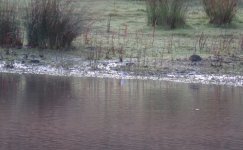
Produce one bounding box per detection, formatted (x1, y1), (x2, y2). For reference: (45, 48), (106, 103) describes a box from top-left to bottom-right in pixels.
(0, 60), (243, 87)
(0, 62), (4, 68)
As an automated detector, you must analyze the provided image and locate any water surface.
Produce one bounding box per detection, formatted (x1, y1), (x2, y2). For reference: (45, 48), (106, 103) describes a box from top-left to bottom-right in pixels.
(0, 73), (243, 150)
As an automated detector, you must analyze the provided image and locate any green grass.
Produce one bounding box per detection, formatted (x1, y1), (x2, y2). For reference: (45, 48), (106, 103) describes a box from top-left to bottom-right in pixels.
(82, 0), (243, 34)
(4, 0), (243, 61)
(72, 0), (243, 61)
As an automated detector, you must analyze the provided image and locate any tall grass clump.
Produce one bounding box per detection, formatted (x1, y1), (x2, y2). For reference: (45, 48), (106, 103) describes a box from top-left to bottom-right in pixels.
(0, 0), (22, 47)
(26, 0), (85, 49)
(203, 0), (238, 25)
(146, 0), (187, 29)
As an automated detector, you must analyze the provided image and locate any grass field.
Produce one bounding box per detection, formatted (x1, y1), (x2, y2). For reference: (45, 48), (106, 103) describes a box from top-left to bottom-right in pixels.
(1, 0), (243, 72)
(73, 0), (243, 62)
(1, 0), (243, 77)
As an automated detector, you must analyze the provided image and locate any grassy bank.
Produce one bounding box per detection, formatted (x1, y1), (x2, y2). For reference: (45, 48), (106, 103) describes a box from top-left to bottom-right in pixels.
(1, 0), (243, 75)
(74, 0), (243, 67)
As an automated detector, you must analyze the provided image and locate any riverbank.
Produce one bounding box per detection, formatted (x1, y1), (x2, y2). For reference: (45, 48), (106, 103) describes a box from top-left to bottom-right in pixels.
(0, 48), (243, 87)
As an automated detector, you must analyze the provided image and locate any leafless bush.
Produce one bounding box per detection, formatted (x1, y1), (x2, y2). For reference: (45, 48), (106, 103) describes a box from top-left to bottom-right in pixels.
(0, 0), (22, 48)
(26, 0), (86, 49)
(202, 0), (238, 25)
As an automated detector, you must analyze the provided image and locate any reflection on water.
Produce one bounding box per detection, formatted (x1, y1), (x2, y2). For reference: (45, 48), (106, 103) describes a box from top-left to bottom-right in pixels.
(0, 73), (243, 150)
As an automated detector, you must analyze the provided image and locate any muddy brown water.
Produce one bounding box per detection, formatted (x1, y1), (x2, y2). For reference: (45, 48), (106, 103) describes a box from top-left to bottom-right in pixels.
(0, 73), (243, 150)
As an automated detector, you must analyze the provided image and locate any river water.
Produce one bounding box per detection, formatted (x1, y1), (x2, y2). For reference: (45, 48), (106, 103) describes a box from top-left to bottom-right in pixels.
(0, 73), (243, 150)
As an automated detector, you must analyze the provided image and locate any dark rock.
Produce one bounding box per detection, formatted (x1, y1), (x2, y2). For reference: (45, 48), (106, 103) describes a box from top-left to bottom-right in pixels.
(162, 67), (170, 70)
(30, 55), (37, 59)
(5, 62), (14, 69)
(177, 70), (187, 74)
(126, 62), (135, 67)
(223, 57), (233, 64)
(30, 60), (40, 63)
(5, 49), (10, 55)
(102, 62), (109, 66)
(211, 63), (222, 67)
(210, 55), (223, 62)
(16, 45), (23, 49)
(23, 54), (28, 59)
(189, 54), (202, 62)
(210, 55), (223, 67)
(12, 51), (17, 56)
(14, 39), (23, 49)
(119, 57), (123, 62)
(39, 54), (44, 58)
(24, 45), (33, 49)
(86, 46), (96, 51)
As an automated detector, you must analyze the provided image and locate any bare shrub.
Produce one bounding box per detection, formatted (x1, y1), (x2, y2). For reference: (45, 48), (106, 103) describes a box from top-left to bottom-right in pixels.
(0, 0), (22, 48)
(202, 0), (238, 25)
(26, 0), (86, 49)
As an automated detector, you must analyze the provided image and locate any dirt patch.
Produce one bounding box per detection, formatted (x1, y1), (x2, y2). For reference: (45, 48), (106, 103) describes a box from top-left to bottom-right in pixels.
(0, 48), (243, 86)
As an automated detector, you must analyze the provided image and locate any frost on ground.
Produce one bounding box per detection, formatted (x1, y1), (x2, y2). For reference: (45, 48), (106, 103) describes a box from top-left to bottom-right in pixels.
(1, 58), (243, 87)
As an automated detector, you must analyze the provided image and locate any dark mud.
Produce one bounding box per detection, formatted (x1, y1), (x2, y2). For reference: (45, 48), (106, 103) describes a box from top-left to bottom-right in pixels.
(0, 49), (243, 86)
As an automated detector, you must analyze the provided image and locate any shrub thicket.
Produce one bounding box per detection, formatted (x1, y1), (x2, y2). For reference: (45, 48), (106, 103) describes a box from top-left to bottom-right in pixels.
(203, 0), (238, 25)
(0, 0), (22, 48)
(146, 0), (187, 29)
(26, 0), (85, 49)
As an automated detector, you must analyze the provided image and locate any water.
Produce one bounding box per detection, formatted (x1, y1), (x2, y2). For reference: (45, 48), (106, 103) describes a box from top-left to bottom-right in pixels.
(0, 73), (243, 150)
